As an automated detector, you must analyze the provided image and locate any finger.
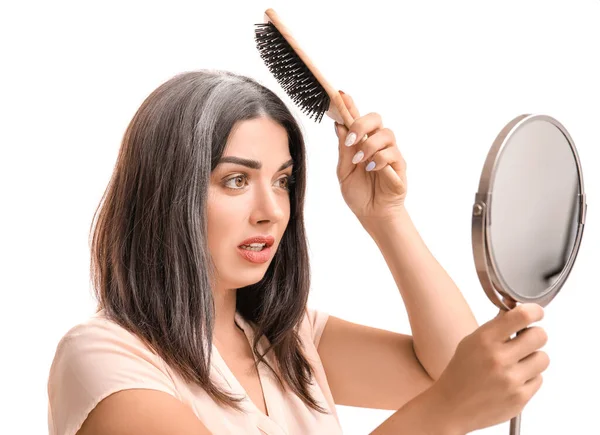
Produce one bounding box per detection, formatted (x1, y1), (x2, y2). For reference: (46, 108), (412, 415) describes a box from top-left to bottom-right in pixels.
(517, 375), (543, 406)
(362, 147), (407, 193)
(349, 128), (396, 166)
(492, 298), (517, 322)
(335, 121), (369, 159)
(342, 112), (383, 148)
(494, 304), (544, 341)
(335, 121), (370, 177)
(502, 296), (517, 310)
(361, 146), (406, 176)
(335, 122), (358, 181)
(339, 91), (360, 120)
(335, 121), (350, 152)
(517, 351), (550, 383)
(506, 326), (548, 361)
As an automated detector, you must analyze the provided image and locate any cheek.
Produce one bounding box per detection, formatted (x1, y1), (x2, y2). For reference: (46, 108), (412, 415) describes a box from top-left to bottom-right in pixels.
(278, 200), (292, 238)
(207, 197), (245, 251)
(283, 197), (292, 222)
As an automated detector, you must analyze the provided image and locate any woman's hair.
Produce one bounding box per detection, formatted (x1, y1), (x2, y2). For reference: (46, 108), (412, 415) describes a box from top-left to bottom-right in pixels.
(89, 70), (325, 412)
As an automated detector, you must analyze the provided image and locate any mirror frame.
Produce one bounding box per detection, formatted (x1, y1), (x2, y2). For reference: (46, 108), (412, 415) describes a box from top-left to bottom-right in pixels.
(471, 114), (587, 311)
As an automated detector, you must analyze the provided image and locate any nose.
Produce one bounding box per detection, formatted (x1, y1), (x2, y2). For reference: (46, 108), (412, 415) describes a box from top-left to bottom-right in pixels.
(250, 182), (287, 225)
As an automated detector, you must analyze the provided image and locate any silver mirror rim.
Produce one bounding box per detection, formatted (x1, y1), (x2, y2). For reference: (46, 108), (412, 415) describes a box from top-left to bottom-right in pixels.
(471, 114), (587, 310)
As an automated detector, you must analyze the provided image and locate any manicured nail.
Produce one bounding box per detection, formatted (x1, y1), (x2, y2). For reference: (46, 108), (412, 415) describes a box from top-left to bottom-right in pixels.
(366, 161), (376, 171)
(352, 150), (364, 164)
(345, 132), (357, 147)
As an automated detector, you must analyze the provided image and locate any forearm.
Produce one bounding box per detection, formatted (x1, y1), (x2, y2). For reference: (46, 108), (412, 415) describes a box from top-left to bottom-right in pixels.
(370, 383), (463, 435)
(361, 206), (478, 380)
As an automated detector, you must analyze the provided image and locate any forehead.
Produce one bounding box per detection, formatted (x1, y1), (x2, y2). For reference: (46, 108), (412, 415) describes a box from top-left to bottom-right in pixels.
(224, 117), (290, 159)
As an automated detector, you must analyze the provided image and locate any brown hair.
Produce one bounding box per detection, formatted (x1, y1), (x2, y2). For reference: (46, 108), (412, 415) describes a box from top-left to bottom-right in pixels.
(89, 70), (326, 412)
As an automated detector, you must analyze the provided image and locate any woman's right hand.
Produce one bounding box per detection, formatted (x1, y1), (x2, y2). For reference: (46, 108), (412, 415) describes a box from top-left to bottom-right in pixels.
(431, 303), (549, 433)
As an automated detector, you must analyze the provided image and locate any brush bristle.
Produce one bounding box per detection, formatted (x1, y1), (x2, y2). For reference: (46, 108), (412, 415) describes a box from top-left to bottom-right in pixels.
(254, 22), (330, 123)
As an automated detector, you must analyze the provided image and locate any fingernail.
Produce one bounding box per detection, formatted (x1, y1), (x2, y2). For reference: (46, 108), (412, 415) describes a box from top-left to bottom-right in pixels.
(339, 90), (345, 95)
(352, 150), (364, 164)
(345, 132), (357, 147)
(366, 161), (376, 171)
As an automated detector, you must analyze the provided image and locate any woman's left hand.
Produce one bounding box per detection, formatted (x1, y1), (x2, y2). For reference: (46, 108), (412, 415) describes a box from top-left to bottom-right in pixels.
(333, 92), (407, 223)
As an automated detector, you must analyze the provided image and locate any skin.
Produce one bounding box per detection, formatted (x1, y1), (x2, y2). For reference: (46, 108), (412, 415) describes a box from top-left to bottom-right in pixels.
(206, 116), (293, 417)
(78, 97), (549, 435)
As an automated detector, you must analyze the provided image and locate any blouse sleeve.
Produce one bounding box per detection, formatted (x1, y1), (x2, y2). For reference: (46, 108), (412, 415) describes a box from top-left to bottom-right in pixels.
(304, 307), (330, 348)
(47, 316), (179, 435)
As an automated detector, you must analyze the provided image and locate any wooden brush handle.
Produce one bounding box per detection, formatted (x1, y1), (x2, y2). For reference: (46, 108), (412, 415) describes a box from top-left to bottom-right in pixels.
(264, 8), (355, 127)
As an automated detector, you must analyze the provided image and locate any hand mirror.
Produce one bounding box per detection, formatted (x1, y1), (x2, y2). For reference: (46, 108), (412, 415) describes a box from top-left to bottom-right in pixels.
(471, 114), (587, 434)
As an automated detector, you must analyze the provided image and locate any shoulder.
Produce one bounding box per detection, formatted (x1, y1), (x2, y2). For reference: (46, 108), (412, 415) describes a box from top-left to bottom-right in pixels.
(52, 310), (144, 355)
(298, 306), (330, 348)
(48, 311), (178, 435)
(49, 310), (176, 390)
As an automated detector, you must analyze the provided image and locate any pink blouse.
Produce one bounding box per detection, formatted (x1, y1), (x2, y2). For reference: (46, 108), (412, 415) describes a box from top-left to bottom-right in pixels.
(47, 308), (343, 435)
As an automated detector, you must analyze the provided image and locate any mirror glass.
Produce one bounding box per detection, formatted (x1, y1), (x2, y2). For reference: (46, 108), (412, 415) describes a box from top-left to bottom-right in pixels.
(489, 119), (581, 299)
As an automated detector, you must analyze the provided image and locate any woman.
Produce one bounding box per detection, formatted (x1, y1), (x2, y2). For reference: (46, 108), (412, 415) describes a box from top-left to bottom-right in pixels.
(48, 70), (549, 435)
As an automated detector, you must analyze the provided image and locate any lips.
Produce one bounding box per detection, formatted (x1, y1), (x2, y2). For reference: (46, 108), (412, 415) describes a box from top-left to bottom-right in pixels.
(237, 235), (275, 265)
(238, 235), (275, 247)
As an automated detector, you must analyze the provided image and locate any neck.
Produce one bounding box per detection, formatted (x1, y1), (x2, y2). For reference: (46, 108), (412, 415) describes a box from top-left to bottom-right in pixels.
(212, 286), (241, 346)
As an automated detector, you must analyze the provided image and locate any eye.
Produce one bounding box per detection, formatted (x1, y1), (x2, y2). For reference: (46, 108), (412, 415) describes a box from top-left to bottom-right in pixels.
(222, 173), (295, 191)
(223, 174), (248, 190)
(277, 174), (295, 191)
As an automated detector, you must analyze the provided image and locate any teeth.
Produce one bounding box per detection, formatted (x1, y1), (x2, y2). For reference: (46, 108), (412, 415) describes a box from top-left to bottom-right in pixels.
(247, 243), (266, 248)
(240, 242), (267, 251)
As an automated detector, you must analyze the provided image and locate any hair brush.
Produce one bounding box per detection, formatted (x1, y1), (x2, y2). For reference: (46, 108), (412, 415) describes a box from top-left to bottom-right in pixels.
(254, 8), (402, 186)
(254, 8), (355, 126)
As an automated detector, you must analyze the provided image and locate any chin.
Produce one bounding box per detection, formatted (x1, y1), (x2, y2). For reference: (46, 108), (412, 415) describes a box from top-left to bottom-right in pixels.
(226, 269), (269, 290)
(215, 251), (276, 289)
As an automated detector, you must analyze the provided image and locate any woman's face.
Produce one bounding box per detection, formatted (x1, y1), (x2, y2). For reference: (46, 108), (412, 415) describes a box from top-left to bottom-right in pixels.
(208, 116), (293, 291)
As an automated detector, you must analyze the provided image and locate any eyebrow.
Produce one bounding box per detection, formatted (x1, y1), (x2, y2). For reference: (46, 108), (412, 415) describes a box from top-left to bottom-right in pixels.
(217, 156), (294, 172)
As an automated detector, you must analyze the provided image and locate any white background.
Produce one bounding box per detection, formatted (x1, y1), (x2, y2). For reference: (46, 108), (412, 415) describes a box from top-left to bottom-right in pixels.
(1, 0), (599, 433)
